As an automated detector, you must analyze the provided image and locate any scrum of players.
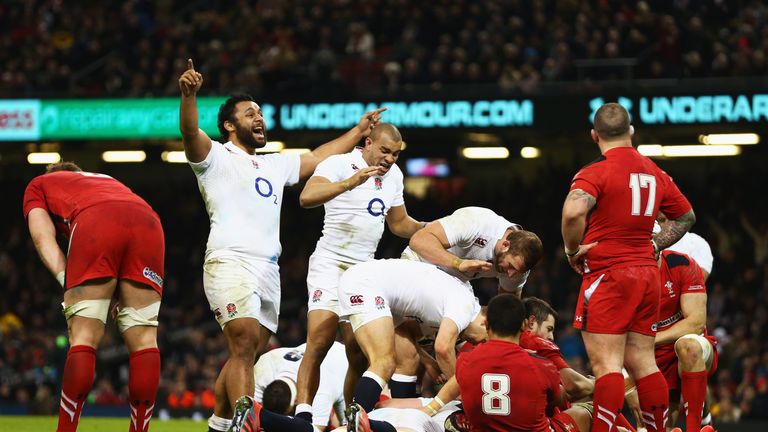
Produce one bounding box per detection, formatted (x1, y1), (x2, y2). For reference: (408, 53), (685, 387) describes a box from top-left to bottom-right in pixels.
(23, 62), (716, 432)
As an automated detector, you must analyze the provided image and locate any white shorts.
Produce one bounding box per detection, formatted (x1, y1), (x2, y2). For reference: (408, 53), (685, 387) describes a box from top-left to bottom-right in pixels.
(338, 273), (393, 332)
(203, 257), (281, 333)
(306, 253), (354, 314)
(367, 408), (442, 432)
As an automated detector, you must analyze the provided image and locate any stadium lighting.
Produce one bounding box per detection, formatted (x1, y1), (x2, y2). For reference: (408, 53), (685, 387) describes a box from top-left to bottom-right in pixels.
(102, 151), (147, 162)
(698, 133), (759, 145)
(461, 147), (510, 159)
(161, 151), (187, 163)
(638, 144), (741, 157)
(520, 147), (541, 159)
(255, 141), (285, 153)
(27, 152), (61, 164)
(280, 148), (311, 155)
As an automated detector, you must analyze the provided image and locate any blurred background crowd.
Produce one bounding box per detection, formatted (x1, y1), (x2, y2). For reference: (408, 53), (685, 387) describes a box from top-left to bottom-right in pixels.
(1, 0), (768, 427)
(2, 0), (768, 98)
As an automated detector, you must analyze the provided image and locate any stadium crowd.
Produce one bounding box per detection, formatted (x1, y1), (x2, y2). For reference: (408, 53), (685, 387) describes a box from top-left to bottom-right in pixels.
(2, 0), (768, 98)
(1, 156), (767, 424)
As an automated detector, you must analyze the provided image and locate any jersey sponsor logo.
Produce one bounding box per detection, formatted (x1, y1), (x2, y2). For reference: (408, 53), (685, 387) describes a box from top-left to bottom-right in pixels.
(351, 164), (359, 170)
(665, 280), (675, 297)
(349, 295), (364, 305)
(374, 177), (382, 190)
(226, 303), (238, 318)
(142, 267), (163, 287)
(656, 311), (683, 329)
(283, 350), (304, 362)
(472, 237), (488, 247)
(367, 198), (386, 217)
(375, 296), (385, 309)
(312, 289), (323, 303)
(688, 284), (704, 291)
(575, 315), (583, 322)
(651, 322), (658, 332)
(255, 177), (274, 198)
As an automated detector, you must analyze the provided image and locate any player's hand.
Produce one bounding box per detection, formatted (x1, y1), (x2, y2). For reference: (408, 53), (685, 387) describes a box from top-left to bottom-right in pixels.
(356, 107), (387, 136)
(565, 242), (598, 275)
(179, 59), (203, 97)
(457, 259), (493, 276)
(423, 357), (447, 385)
(345, 166), (384, 190)
(110, 301), (121, 320)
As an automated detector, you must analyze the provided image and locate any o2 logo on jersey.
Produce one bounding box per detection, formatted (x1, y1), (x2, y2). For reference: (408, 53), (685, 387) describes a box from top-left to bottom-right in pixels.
(367, 198), (386, 217)
(255, 177), (278, 205)
(283, 350), (304, 362)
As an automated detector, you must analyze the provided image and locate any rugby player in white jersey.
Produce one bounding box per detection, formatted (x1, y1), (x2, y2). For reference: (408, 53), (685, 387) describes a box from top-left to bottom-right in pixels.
(402, 206), (543, 297)
(336, 259), (488, 432)
(253, 342), (347, 431)
(178, 59), (385, 432)
(294, 123), (426, 423)
(395, 206), (542, 394)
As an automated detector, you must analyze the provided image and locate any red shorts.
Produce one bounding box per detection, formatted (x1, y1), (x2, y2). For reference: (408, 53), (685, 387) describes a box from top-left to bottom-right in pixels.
(573, 266), (660, 336)
(656, 338), (719, 392)
(66, 202), (165, 294)
(550, 411), (580, 432)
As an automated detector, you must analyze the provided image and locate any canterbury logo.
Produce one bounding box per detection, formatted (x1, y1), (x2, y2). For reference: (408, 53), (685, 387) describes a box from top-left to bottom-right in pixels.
(349, 295), (364, 305)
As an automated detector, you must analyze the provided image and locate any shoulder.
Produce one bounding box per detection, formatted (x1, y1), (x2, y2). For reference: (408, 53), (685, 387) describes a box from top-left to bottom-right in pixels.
(662, 250), (692, 269)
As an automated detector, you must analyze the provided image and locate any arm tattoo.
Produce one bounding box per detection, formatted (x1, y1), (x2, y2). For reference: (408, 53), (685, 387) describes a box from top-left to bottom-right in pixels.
(653, 209), (696, 251)
(566, 189), (597, 211)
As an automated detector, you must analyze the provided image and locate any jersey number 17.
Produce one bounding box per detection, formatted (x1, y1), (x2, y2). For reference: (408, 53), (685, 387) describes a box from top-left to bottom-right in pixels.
(629, 173), (656, 216)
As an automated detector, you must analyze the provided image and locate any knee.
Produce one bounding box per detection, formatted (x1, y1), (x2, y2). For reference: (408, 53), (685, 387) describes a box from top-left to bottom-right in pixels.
(305, 337), (334, 360)
(226, 328), (260, 359)
(675, 338), (703, 368)
(396, 350), (420, 375)
(371, 355), (396, 377)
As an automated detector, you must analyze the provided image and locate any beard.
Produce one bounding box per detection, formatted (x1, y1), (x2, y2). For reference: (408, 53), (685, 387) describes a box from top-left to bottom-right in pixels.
(235, 124), (267, 149)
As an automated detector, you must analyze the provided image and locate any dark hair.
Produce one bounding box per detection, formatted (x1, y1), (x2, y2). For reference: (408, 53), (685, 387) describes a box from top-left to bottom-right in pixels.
(217, 94), (255, 140)
(505, 230), (543, 271)
(262, 380), (293, 415)
(593, 103), (630, 139)
(486, 294), (526, 337)
(523, 297), (558, 325)
(46, 161), (82, 173)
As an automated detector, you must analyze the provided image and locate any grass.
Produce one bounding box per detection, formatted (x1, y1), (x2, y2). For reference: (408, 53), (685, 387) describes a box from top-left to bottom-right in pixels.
(0, 416), (205, 432)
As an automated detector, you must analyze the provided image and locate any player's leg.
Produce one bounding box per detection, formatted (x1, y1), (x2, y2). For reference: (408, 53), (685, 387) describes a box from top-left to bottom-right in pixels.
(58, 278), (117, 432)
(349, 316), (396, 413)
(391, 323), (421, 398)
(117, 279), (162, 432)
(625, 331), (668, 432)
(342, 321), (369, 404)
(675, 335), (712, 432)
(224, 317), (263, 406)
(581, 331), (626, 432)
(295, 309), (339, 422)
(557, 404), (593, 432)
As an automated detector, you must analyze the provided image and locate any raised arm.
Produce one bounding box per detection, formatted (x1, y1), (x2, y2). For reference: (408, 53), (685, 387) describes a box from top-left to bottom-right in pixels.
(561, 189), (598, 274)
(178, 59), (212, 163)
(27, 208), (67, 286)
(385, 205), (426, 238)
(298, 108), (386, 179)
(299, 166), (382, 208)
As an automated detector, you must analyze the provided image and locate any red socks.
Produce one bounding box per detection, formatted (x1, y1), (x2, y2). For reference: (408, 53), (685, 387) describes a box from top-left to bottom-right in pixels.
(128, 348), (161, 432)
(57, 345), (96, 432)
(592, 373), (625, 432)
(681, 370), (707, 432)
(636, 372), (669, 431)
(616, 413), (637, 432)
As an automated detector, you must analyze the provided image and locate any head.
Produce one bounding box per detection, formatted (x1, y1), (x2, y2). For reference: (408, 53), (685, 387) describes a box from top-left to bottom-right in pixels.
(523, 297), (557, 341)
(494, 230), (543, 278)
(361, 123), (402, 173)
(45, 161), (82, 173)
(262, 378), (296, 416)
(460, 305), (488, 344)
(217, 94), (267, 149)
(591, 102), (632, 144)
(485, 294), (526, 340)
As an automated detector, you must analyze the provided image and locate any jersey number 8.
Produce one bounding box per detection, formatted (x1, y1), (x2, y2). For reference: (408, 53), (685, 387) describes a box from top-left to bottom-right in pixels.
(481, 373), (511, 415)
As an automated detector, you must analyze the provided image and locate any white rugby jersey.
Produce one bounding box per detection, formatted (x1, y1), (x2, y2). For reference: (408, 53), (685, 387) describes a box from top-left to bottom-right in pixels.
(668, 232), (714, 274)
(402, 207), (528, 291)
(342, 259), (481, 333)
(253, 342), (347, 424)
(311, 148), (405, 263)
(189, 141), (300, 263)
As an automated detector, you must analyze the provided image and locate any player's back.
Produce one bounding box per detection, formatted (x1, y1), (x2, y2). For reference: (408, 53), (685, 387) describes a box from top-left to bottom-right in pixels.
(456, 340), (560, 432)
(23, 171), (151, 225)
(572, 147), (690, 272)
